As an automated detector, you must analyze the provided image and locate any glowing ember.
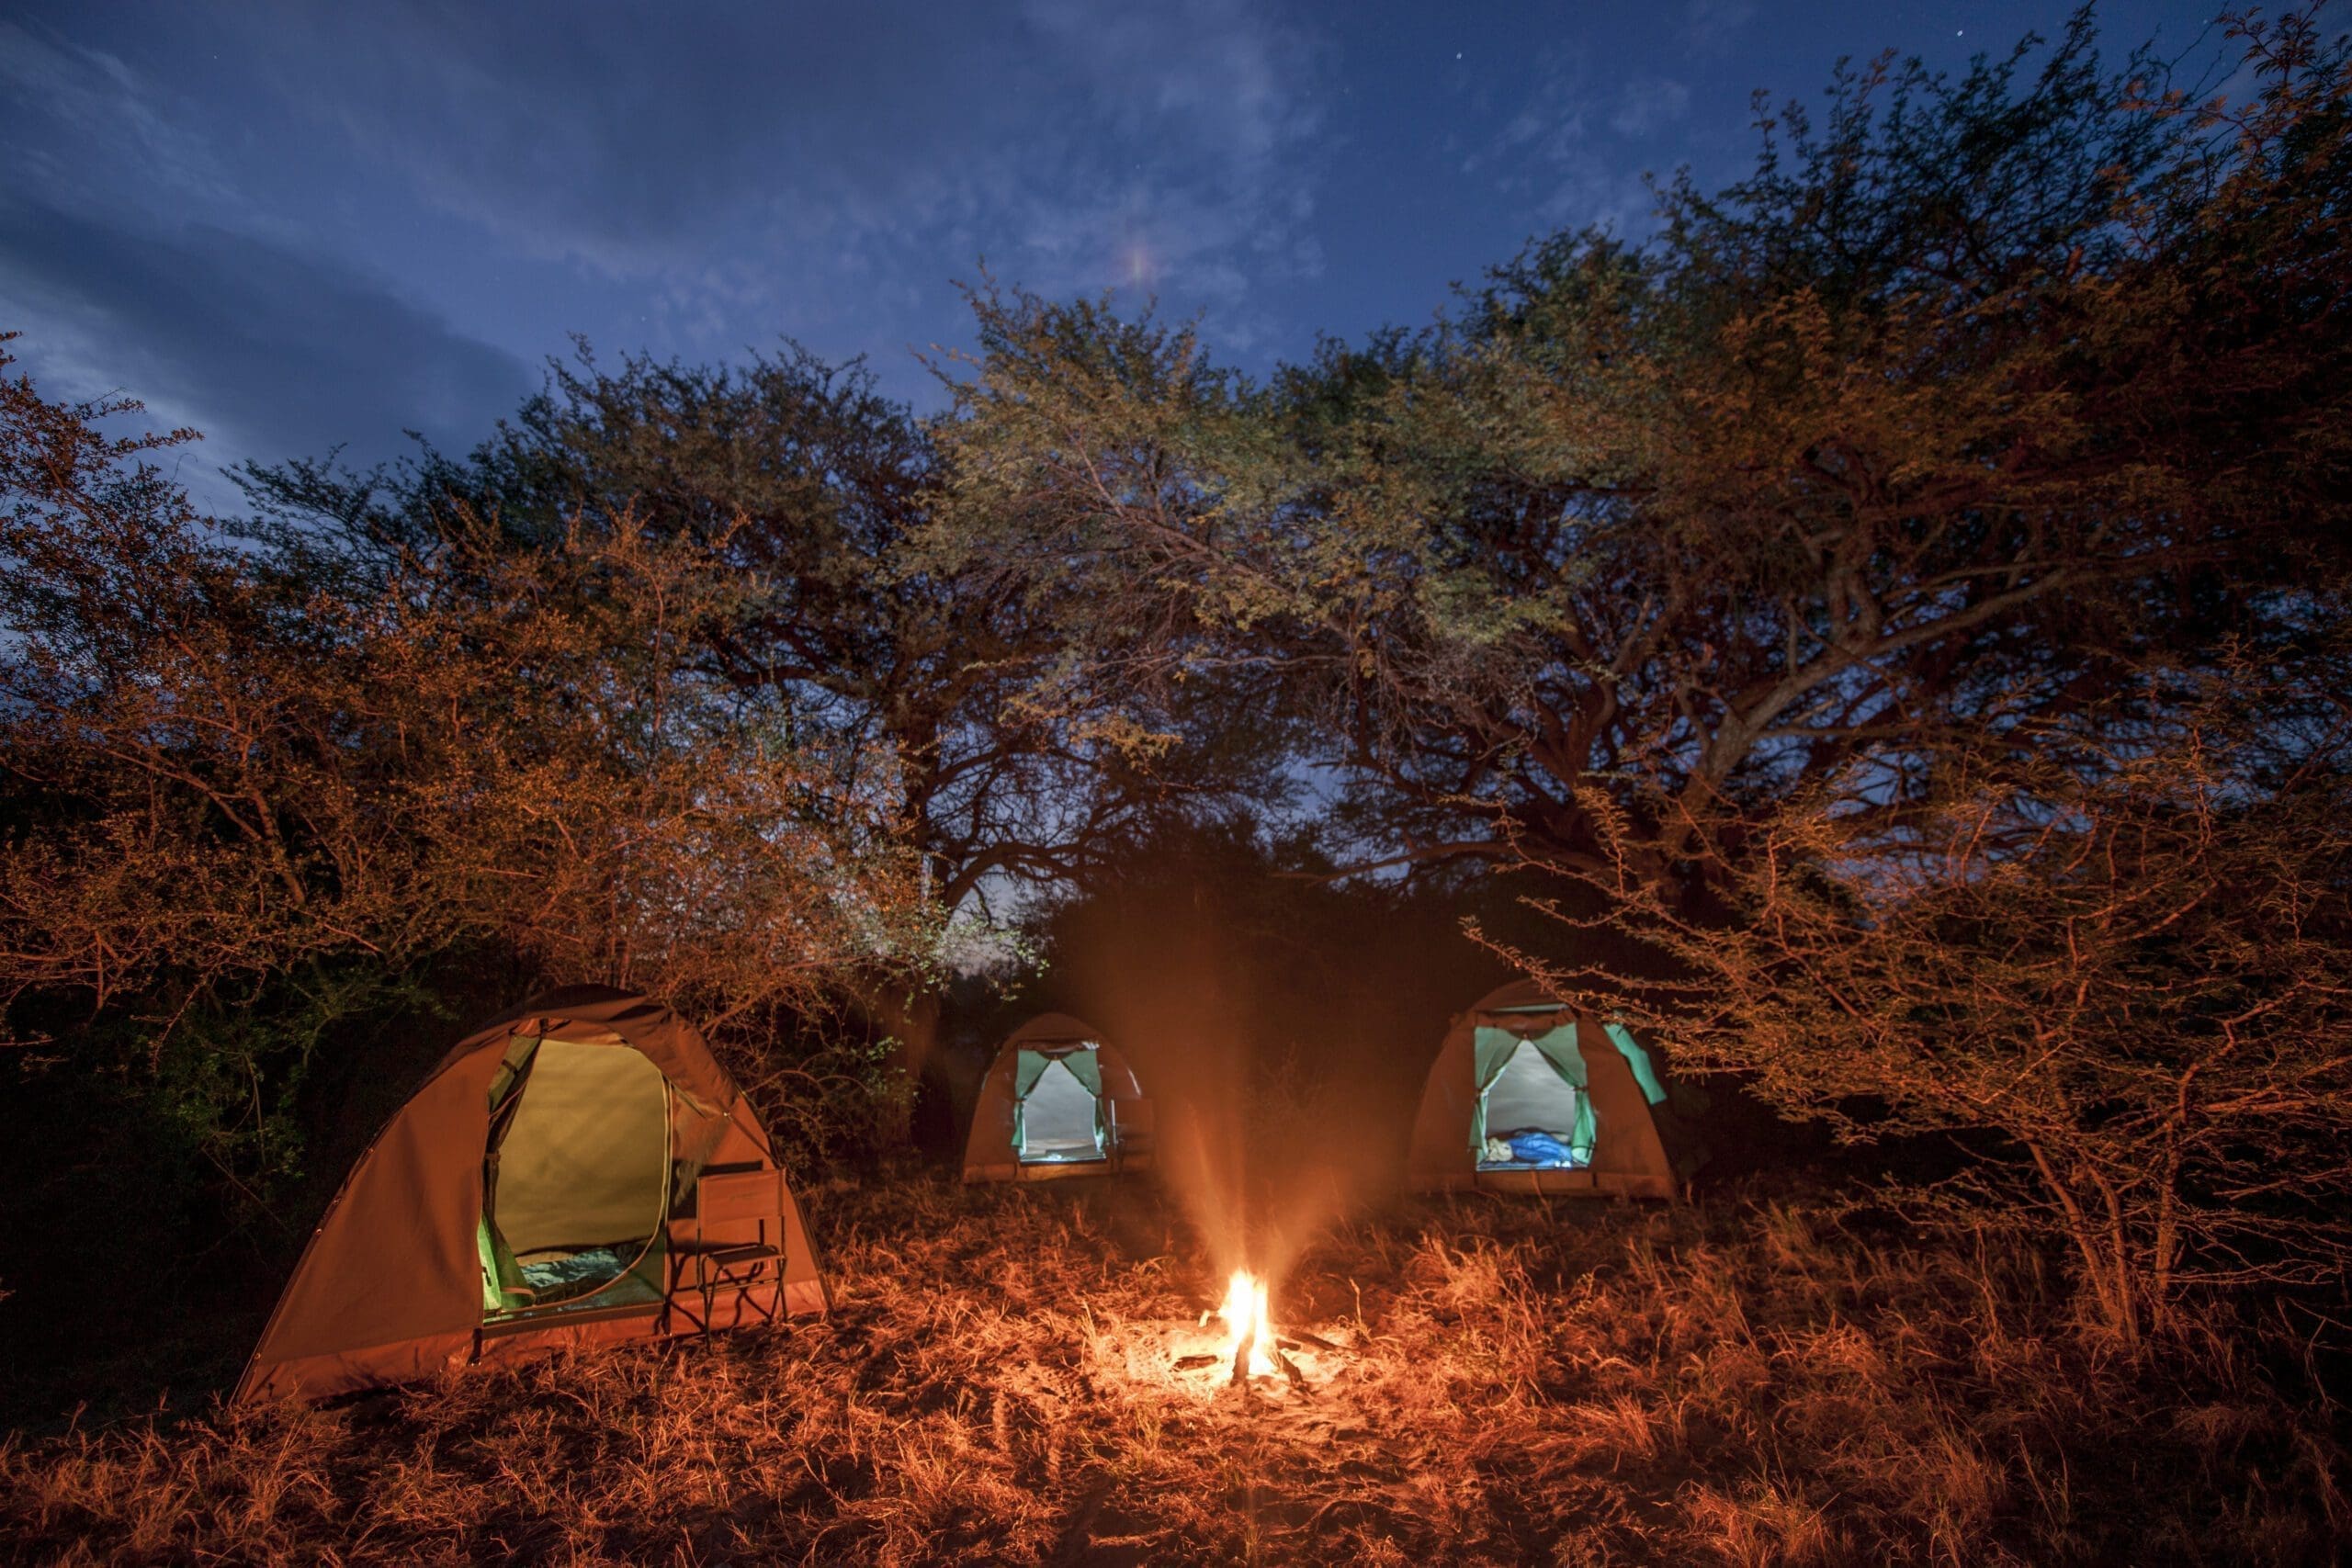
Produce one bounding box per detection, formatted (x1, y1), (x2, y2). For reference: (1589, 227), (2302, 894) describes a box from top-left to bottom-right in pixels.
(1216, 1269), (1276, 1379)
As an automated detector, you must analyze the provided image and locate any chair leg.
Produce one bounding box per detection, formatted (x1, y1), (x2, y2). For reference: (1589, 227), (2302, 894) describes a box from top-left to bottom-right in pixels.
(667, 1254), (710, 1337)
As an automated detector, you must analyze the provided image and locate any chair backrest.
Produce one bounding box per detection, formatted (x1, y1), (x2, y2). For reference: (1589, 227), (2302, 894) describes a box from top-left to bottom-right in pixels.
(697, 1168), (783, 1226)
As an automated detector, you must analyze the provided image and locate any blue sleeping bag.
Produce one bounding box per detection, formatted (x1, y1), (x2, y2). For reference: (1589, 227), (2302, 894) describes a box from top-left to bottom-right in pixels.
(1504, 1131), (1583, 1168)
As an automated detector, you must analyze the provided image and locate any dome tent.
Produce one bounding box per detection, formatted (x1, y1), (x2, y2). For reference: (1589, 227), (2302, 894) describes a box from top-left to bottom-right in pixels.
(1407, 979), (1677, 1198)
(961, 1012), (1153, 1183)
(235, 987), (826, 1404)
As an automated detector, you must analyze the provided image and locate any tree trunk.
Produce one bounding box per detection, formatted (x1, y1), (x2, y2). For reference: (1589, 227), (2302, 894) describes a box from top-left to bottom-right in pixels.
(2026, 1139), (2135, 1347)
(847, 977), (943, 1144)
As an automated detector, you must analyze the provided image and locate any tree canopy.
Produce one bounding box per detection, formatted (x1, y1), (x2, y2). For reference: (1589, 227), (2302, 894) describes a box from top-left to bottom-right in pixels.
(929, 9), (2352, 897)
(4, 6), (2348, 1344)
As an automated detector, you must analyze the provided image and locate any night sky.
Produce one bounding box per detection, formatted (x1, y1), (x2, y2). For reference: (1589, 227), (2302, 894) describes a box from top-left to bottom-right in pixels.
(3, 1), (2232, 502)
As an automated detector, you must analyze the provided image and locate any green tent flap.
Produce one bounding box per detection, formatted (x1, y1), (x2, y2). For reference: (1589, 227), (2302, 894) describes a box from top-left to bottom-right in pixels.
(486, 1034), (538, 1113)
(1604, 1022), (1669, 1106)
(476, 1214), (534, 1314)
(1469, 1027), (1516, 1153)
(1011, 1048), (1052, 1150)
(1012, 1049), (1055, 1100)
(1525, 1024), (1588, 1088)
(1058, 1051), (1107, 1146)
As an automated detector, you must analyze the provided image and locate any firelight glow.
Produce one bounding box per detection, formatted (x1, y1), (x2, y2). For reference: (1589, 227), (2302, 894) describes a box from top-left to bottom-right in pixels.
(1217, 1269), (1275, 1377)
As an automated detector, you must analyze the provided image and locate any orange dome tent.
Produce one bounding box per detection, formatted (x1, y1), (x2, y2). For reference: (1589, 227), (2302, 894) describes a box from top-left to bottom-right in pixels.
(961, 1012), (1153, 1183)
(1407, 979), (1677, 1199)
(235, 987), (826, 1404)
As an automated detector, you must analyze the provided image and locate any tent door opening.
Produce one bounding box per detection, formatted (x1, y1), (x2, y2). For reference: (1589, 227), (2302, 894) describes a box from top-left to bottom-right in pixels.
(1017, 1055), (1105, 1165)
(479, 1037), (673, 1318)
(1478, 1037), (1591, 1170)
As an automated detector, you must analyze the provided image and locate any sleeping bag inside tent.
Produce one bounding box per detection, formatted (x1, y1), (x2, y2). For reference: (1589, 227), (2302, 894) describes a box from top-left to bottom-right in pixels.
(962, 1013), (1154, 1183)
(235, 987), (828, 1404)
(1408, 979), (1677, 1198)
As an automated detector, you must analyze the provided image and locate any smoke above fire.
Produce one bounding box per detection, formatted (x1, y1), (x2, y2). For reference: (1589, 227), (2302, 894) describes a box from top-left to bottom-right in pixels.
(1047, 841), (1419, 1302)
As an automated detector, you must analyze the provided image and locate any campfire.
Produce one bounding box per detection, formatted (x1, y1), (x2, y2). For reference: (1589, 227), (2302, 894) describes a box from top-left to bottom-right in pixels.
(1160, 1268), (1340, 1393)
(1216, 1269), (1276, 1381)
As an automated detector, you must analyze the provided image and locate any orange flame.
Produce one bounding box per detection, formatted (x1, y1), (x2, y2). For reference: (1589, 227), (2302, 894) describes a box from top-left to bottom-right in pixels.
(1217, 1269), (1275, 1377)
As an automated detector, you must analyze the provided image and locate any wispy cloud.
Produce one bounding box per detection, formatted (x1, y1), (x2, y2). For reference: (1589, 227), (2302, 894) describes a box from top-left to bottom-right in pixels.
(1012, 0), (1327, 312)
(1609, 76), (1692, 138)
(1468, 48), (1680, 239)
(0, 199), (531, 486)
(206, 1), (1327, 352)
(2, 11), (535, 488)
(1683, 0), (1755, 59)
(0, 20), (239, 213)
(2, 0), (1332, 466)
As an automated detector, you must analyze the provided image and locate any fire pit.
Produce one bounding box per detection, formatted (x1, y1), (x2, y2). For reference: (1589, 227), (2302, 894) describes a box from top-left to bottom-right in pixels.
(1164, 1269), (1346, 1394)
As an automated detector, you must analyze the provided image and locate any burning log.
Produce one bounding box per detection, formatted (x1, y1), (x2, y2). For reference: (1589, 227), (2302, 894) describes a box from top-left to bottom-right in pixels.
(1171, 1269), (1327, 1391)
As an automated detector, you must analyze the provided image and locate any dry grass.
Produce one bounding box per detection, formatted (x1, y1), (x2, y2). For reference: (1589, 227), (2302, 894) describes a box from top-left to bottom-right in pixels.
(4, 1176), (2346, 1565)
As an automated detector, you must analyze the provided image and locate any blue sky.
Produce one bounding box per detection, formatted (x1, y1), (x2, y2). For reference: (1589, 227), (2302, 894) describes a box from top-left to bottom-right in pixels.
(2, 1), (2233, 503)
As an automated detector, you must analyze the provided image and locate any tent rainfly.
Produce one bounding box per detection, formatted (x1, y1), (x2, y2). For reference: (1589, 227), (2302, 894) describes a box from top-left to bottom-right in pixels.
(961, 1013), (1153, 1183)
(1408, 979), (1677, 1199)
(235, 987), (826, 1404)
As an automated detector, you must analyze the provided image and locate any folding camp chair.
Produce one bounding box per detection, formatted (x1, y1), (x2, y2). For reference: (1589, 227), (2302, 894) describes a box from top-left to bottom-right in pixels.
(666, 1166), (785, 1334)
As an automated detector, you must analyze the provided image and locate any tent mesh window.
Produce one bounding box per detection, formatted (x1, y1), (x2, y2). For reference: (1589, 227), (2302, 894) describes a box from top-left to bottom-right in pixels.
(1014, 1048), (1106, 1165)
(479, 1036), (673, 1318)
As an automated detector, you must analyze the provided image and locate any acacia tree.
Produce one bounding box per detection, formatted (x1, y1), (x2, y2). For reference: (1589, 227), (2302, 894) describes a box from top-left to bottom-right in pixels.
(933, 11), (2351, 894)
(0, 341), (922, 1195)
(242, 346), (1285, 1092)
(1504, 653), (2352, 1348)
(1487, 9), (2352, 1343)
